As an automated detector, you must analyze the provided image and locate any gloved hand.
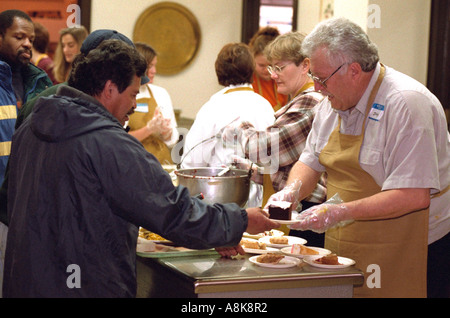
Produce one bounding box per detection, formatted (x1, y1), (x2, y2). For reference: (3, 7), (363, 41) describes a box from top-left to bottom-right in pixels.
(220, 118), (244, 146)
(263, 179), (302, 212)
(146, 107), (172, 141)
(290, 203), (351, 233)
(230, 155), (262, 184)
(158, 117), (172, 141)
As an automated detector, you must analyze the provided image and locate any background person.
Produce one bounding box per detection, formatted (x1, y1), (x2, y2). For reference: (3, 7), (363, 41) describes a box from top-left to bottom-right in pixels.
(3, 39), (279, 297)
(223, 32), (326, 245)
(52, 26), (88, 83)
(0, 30), (152, 231)
(0, 9), (53, 298)
(127, 42), (179, 164)
(248, 26), (288, 111)
(270, 17), (449, 297)
(181, 42), (275, 208)
(30, 22), (57, 84)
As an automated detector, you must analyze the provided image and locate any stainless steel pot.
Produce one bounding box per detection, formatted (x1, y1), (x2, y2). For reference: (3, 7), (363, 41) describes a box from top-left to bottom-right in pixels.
(175, 167), (250, 207)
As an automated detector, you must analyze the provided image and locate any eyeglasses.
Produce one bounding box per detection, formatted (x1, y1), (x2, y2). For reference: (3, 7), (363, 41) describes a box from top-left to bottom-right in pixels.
(267, 62), (292, 76)
(308, 63), (347, 88)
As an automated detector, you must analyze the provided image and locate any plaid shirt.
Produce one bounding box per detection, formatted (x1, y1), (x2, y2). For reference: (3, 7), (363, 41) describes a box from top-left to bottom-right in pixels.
(239, 87), (327, 203)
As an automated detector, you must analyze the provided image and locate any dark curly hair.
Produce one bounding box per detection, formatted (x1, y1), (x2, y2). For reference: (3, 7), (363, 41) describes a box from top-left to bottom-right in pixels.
(215, 43), (254, 86)
(0, 10), (32, 37)
(68, 39), (147, 96)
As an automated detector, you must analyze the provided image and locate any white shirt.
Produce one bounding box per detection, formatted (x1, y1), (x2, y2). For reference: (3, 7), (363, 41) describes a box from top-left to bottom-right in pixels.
(182, 84), (275, 168)
(135, 83), (179, 147)
(300, 63), (449, 244)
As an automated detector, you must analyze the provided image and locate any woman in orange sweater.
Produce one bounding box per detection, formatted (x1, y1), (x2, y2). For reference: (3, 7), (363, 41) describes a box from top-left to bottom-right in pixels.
(249, 27), (288, 111)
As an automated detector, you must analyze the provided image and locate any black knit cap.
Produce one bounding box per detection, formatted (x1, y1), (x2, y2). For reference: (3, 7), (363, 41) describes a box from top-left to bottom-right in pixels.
(80, 29), (149, 84)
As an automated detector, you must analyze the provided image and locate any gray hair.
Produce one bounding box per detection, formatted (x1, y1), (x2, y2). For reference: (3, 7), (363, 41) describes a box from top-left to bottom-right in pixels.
(302, 17), (379, 71)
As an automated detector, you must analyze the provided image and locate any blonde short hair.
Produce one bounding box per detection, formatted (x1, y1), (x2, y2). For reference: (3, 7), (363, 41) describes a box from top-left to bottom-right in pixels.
(264, 31), (307, 66)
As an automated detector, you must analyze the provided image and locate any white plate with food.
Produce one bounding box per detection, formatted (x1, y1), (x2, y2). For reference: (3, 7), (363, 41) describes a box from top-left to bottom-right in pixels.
(240, 238), (279, 254)
(242, 229), (284, 240)
(243, 247), (280, 254)
(269, 211), (299, 224)
(138, 228), (172, 244)
(281, 245), (331, 259)
(249, 254), (300, 268)
(303, 254), (356, 269)
(259, 235), (307, 248)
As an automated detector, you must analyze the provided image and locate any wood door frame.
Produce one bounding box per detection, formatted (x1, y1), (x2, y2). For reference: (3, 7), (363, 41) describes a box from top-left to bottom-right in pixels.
(427, 0), (449, 126)
(241, 0), (298, 44)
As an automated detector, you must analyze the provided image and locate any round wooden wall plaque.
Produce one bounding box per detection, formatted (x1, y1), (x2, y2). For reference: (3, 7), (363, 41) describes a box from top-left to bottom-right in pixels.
(133, 2), (201, 75)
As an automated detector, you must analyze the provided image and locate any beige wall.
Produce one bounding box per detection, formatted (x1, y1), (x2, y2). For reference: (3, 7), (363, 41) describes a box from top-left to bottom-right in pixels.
(91, 0), (242, 119)
(367, 0), (431, 84)
(90, 0), (431, 120)
(298, 0), (430, 84)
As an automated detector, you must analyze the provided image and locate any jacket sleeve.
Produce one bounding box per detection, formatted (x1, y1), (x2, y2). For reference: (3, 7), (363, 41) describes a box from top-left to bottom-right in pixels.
(95, 130), (248, 250)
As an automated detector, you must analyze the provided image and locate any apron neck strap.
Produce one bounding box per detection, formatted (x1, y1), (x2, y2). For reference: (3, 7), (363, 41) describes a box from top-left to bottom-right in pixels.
(336, 64), (386, 135)
(292, 81), (315, 99)
(361, 64), (386, 130)
(224, 86), (254, 94)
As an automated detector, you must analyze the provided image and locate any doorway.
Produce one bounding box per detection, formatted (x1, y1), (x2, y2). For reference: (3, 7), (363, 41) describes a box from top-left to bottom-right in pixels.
(241, 0), (298, 44)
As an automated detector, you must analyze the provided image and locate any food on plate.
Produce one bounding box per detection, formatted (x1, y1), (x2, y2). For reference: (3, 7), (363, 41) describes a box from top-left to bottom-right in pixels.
(139, 228), (168, 241)
(314, 253), (341, 265)
(291, 244), (319, 255)
(265, 230), (284, 237)
(256, 253), (284, 264)
(269, 236), (289, 244)
(243, 230), (284, 239)
(268, 201), (292, 220)
(240, 239), (266, 250)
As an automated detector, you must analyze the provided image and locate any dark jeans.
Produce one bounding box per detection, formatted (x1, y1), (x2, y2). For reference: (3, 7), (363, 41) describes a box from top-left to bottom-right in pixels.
(427, 232), (450, 298)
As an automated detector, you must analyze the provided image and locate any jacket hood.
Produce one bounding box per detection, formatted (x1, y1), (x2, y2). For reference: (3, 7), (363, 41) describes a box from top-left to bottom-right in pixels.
(30, 86), (122, 142)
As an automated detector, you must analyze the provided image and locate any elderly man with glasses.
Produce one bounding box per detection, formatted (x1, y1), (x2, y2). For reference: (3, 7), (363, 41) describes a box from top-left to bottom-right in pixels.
(266, 17), (449, 298)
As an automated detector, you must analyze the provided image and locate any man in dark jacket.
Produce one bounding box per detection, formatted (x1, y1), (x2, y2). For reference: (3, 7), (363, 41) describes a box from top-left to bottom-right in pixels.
(0, 29), (148, 226)
(3, 39), (279, 297)
(0, 9), (52, 187)
(0, 10), (52, 296)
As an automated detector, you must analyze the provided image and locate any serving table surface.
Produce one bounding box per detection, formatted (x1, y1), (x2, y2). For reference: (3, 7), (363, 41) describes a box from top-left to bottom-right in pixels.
(136, 250), (364, 298)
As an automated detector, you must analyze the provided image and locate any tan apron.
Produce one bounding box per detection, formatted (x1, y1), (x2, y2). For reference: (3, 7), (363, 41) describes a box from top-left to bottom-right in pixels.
(127, 86), (173, 164)
(319, 65), (428, 298)
(224, 87), (254, 94)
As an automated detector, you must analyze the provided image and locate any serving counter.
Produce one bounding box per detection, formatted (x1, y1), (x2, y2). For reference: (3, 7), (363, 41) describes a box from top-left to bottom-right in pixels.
(136, 250), (364, 298)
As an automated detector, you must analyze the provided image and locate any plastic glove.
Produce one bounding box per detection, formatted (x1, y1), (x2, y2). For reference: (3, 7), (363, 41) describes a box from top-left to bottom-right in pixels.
(146, 107), (172, 140)
(158, 117), (173, 141)
(263, 179), (302, 212)
(220, 118), (243, 146)
(290, 196), (353, 233)
(230, 155), (262, 184)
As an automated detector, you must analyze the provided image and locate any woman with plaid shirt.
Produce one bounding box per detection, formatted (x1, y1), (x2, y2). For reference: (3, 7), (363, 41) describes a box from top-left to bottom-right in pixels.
(224, 32), (327, 246)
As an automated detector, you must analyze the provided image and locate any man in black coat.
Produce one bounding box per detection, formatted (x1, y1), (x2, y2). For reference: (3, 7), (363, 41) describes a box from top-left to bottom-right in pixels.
(3, 39), (278, 297)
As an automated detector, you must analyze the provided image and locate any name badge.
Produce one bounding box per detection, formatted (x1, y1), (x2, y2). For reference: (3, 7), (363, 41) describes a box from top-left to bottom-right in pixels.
(369, 103), (385, 121)
(135, 103), (148, 113)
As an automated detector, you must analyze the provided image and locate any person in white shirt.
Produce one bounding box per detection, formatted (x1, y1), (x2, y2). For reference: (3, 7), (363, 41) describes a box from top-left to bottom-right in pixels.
(181, 43), (275, 207)
(127, 42), (179, 164)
